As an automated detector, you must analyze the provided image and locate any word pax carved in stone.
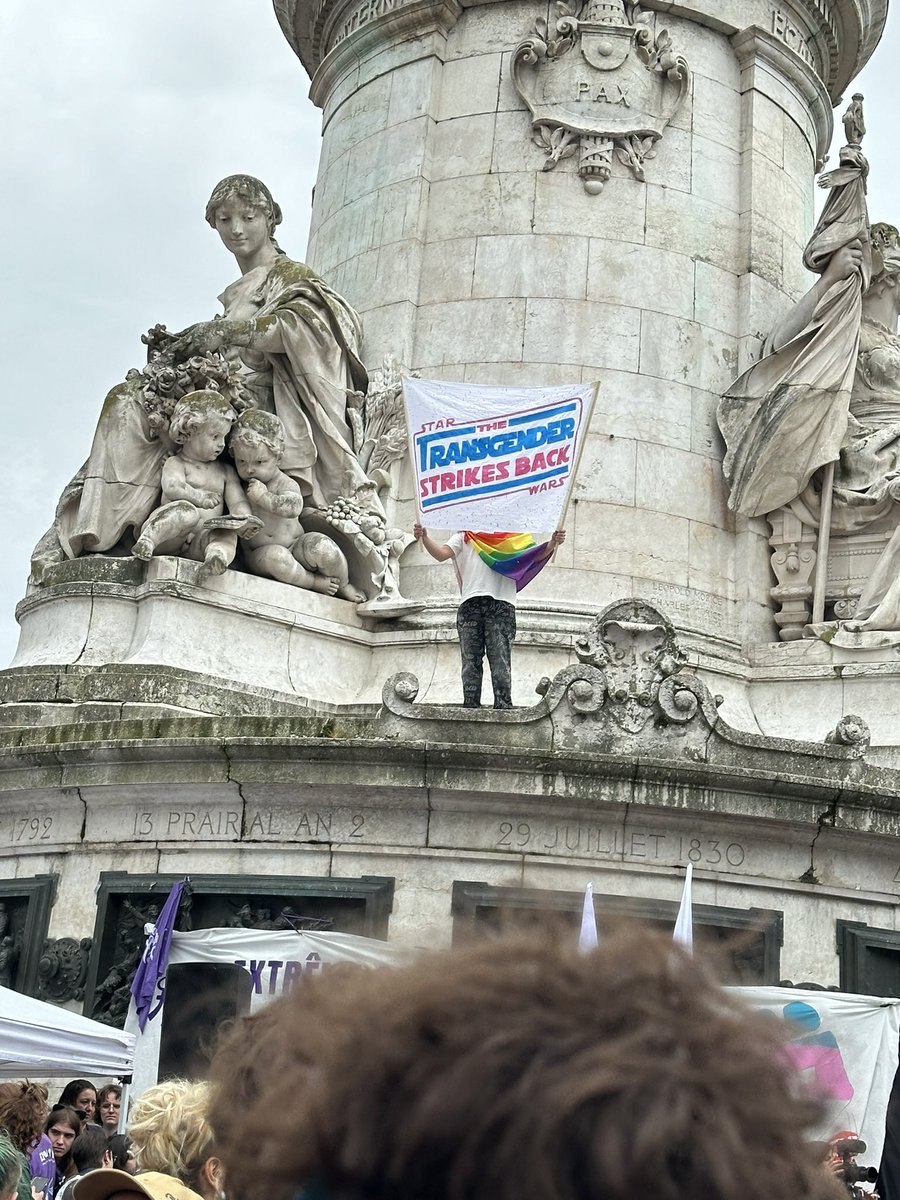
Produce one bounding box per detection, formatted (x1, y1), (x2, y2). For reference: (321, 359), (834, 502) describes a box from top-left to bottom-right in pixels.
(512, 0), (690, 193)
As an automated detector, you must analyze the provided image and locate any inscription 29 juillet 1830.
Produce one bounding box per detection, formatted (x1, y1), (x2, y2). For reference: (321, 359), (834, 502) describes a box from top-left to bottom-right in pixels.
(496, 820), (747, 868)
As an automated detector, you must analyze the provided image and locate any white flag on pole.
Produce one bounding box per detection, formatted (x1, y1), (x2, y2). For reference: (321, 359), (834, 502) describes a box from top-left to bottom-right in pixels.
(673, 863), (693, 953)
(578, 882), (598, 953)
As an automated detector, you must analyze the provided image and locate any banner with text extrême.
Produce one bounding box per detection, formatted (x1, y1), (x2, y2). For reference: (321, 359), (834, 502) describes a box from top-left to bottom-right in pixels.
(404, 378), (596, 532)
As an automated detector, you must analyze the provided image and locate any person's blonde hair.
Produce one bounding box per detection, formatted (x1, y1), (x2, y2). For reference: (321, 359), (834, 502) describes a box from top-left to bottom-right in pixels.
(127, 1079), (214, 1193)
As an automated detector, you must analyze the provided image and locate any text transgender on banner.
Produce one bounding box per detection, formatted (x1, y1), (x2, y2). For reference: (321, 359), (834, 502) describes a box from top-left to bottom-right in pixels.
(403, 379), (596, 532)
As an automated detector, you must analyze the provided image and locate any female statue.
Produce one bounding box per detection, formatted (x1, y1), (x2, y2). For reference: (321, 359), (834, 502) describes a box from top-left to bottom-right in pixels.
(717, 96), (900, 634)
(829, 227), (900, 629)
(32, 176), (370, 580)
(719, 221), (900, 634)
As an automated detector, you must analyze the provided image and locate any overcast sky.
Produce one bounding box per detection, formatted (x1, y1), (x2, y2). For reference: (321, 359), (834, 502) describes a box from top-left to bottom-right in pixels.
(0, 3), (898, 667)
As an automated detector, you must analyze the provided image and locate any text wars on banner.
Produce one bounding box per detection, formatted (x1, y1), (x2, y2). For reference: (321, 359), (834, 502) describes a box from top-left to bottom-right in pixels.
(403, 378), (597, 532)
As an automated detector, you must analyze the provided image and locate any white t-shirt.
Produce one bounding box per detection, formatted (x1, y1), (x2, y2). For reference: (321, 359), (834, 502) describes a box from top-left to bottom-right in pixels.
(446, 533), (517, 605)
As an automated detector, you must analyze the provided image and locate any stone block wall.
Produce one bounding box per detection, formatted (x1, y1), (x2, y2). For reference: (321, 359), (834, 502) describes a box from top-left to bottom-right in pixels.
(294, 1), (841, 686)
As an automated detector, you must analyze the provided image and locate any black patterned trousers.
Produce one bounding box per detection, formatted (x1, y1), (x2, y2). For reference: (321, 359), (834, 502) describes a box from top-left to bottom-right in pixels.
(456, 596), (517, 709)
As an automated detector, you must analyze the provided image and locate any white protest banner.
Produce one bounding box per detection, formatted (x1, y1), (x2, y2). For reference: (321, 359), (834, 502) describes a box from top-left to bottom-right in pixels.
(126, 927), (409, 1097)
(738, 986), (900, 1163)
(404, 378), (596, 532)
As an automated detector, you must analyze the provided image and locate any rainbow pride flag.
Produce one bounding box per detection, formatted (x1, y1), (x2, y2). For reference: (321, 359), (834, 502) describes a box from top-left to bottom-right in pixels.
(465, 532), (554, 592)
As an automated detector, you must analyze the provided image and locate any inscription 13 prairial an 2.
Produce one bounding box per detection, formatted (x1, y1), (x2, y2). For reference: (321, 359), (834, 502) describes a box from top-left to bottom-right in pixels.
(130, 808), (367, 841)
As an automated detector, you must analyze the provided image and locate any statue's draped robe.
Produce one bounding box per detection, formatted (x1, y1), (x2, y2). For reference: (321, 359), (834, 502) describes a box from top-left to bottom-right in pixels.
(716, 148), (871, 519)
(47, 257), (368, 561)
(813, 318), (900, 623)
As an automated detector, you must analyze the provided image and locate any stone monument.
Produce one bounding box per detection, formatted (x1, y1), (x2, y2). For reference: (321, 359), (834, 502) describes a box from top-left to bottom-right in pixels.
(2, 0), (900, 1043)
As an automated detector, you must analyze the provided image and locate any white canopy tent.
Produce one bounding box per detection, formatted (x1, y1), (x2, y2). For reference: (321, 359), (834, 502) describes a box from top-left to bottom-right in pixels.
(0, 985), (135, 1078)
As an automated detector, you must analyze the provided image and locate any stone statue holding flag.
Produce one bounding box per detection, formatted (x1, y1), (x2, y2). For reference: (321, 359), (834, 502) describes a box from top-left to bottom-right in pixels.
(716, 96), (877, 631)
(413, 526), (565, 709)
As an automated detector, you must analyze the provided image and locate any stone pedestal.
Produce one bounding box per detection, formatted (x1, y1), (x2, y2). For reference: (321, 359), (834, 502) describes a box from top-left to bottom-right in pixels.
(0, 2), (895, 1031)
(275, 0), (884, 707)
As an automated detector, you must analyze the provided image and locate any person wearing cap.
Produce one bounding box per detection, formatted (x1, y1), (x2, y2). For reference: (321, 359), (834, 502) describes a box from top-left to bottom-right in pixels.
(72, 1170), (202, 1200)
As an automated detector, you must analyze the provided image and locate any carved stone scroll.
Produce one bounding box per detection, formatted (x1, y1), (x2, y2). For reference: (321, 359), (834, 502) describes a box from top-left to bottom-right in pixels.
(512, 0), (690, 193)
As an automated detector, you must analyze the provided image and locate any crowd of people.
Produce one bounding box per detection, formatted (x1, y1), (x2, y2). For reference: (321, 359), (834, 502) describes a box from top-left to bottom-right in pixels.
(0, 931), (864, 1200)
(0, 1079), (130, 1200)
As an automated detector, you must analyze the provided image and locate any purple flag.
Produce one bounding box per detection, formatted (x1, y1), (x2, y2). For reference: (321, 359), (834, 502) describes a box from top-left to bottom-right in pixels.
(130, 881), (185, 1032)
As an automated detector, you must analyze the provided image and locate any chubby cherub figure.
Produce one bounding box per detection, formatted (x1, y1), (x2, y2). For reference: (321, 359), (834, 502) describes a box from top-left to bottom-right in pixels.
(229, 410), (365, 600)
(133, 390), (250, 579)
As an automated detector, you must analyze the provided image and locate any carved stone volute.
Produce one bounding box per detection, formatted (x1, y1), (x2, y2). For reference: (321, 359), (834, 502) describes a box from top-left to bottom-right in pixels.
(381, 597), (721, 748)
(572, 599), (712, 733)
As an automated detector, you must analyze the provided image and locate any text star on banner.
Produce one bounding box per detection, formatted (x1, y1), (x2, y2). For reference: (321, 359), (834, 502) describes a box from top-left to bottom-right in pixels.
(403, 378), (597, 533)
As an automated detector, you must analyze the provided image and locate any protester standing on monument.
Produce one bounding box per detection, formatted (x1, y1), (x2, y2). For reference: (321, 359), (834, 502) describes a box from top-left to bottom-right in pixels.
(413, 525), (565, 708)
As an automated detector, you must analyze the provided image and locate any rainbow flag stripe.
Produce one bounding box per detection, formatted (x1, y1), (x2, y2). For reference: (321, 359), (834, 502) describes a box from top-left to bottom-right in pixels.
(465, 532), (554, 592)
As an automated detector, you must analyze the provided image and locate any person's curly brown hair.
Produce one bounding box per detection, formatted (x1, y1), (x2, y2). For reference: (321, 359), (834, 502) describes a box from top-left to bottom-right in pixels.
(0, 1080), (48, 1153)
(210, 928), (842, 1200)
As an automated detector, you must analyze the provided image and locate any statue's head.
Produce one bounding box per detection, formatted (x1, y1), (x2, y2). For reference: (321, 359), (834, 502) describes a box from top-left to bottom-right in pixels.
(169, 389), (237, 448)
(229, 409), (286, 482)
(869, 223), (900, 298)
(205, 175), (283, 237)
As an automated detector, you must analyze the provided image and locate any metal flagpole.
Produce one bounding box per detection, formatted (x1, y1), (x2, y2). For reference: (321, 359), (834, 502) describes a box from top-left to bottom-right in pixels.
(811, 459), (836, 624)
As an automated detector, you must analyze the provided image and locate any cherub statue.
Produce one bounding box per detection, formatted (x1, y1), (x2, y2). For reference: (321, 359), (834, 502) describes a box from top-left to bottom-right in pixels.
(229, 410), (365, 601)
(132, 390), (256, 579)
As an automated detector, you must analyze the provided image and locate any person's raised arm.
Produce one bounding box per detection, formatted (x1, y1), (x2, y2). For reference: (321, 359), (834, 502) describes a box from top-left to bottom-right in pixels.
(413, 524), (455, 562)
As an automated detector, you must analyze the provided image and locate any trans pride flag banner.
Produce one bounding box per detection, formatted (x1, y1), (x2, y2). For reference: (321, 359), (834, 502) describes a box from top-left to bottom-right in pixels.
(404, 379), (596, 532)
